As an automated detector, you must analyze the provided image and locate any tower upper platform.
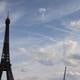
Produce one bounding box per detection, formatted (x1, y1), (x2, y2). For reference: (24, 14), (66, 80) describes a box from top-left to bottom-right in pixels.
(5, 16), (10, 25)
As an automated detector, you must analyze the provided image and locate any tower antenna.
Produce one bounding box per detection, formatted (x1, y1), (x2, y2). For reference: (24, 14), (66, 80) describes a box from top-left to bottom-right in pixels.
(7, 11), (10, 18)
(63, 42), (67, 80)
(63, 66), (67, 80)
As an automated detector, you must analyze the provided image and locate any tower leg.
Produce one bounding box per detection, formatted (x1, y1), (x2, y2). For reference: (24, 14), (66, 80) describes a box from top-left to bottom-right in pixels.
(0, 71), (3, 80)
(6, 68), (14, 80)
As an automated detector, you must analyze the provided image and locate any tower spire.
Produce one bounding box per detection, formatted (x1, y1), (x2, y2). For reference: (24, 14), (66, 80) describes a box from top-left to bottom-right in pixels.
(63, 66), (67, 80)
(5, 11), (10, 25)
(7, 10), (10, 17)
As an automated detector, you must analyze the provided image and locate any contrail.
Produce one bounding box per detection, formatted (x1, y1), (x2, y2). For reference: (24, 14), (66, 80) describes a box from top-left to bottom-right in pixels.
(45, 25), (80, 40)
(45, 25), (80, 35)
(26, 31), (58, 42)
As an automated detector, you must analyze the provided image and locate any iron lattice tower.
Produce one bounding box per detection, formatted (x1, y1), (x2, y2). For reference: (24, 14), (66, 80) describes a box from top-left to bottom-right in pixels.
(0, 16), (14, 80)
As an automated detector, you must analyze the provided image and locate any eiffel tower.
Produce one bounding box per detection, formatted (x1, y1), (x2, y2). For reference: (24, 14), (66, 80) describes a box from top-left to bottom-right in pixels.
(0, 15), (14, 80)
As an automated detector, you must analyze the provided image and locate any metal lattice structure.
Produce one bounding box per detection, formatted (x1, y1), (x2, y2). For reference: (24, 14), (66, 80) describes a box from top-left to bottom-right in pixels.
(0, 16), (14, 80)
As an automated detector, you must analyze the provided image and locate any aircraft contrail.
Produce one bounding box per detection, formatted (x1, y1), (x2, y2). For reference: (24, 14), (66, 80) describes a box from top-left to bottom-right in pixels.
(26, 31), (58, 42)
(45, 25), (80, 35)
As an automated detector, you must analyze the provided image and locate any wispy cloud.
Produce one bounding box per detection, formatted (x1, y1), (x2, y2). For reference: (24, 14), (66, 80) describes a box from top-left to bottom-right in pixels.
(13, 37), (80, 67)
(69, 20), (80, 30)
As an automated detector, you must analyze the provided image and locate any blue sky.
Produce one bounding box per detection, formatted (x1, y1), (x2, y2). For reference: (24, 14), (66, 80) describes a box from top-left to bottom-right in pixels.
(0, 0), (80, 80)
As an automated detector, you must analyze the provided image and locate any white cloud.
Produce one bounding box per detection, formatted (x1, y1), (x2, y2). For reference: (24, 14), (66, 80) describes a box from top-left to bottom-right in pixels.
(39, 8), (47, 13)
(63, 20), (80, 32)
(69, 20), (80, 29)
(38, 8), (48, 22)
(15, 38), (80, 67)
(8, 34), (80, 80)
(18, 47), (27, 53)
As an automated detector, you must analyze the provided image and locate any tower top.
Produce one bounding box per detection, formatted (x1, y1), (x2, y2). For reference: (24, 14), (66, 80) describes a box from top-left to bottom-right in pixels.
(5, 12), (10, 24)
(63, 66), (67, 80)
